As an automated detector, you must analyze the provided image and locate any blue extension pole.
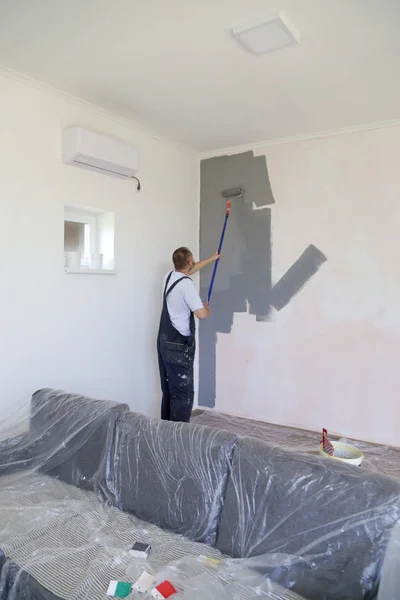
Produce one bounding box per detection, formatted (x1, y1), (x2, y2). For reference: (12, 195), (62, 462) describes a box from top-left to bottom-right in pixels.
(207, 201), (231, 303)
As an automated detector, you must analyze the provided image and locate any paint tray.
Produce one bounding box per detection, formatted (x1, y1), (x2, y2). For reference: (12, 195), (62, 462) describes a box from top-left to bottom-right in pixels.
(319, 428), (364, 466)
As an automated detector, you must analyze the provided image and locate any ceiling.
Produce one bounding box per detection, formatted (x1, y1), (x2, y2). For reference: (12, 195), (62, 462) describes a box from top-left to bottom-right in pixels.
(0, 0), (399, 151)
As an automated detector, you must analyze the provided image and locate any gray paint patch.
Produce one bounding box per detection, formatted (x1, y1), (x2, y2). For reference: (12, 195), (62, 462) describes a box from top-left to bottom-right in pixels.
(270, 245), (327, 311)
(199, 152), (327, 408)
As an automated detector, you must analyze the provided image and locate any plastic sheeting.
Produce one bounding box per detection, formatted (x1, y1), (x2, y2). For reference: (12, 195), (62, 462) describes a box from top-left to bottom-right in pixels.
(108, 411), (238, 545)
(0, 470), (310, 600)
(192, 410), (400, 479)
(192, 412), (400, 599)
(0, 388), (129, 489)
(0, 390), (306, 600)
(154, 555), (306, 600)
(377, 519), (400, 600)
(216, 435), (400, 600)
(0, 390), (399, 600)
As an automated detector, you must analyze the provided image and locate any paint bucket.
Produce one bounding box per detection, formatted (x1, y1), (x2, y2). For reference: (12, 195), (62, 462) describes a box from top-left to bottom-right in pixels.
(66, 251), (81, 269)
(319, 441), (364, 466)
(90, 253), (103, 269)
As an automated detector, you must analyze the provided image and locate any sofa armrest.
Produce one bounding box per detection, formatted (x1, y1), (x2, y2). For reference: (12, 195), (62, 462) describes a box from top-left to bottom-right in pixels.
(0, 433), (46, 476)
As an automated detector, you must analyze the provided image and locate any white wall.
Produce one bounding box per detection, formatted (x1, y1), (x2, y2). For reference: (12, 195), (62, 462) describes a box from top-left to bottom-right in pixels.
(215, 126), (400, 447)
(0, 71), (198, 418)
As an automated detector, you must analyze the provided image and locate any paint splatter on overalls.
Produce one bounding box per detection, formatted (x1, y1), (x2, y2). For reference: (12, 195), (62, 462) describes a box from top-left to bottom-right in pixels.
(157, 273), (195, 422)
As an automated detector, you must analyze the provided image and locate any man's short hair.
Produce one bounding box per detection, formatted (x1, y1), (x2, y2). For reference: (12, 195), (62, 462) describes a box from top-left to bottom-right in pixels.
(173, 247), (192, 270)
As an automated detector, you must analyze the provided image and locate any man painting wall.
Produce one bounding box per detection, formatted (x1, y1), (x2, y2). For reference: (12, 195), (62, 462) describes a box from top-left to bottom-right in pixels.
(157, 248), (220, 422)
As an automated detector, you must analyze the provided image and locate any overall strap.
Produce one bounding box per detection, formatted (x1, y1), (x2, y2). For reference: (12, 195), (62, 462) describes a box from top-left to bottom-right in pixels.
(163, 272), (173, 296)
(164, 273), (192, 300)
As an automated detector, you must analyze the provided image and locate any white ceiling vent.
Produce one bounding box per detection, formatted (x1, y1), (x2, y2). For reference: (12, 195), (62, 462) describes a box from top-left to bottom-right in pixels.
(231, 13), (298, 56)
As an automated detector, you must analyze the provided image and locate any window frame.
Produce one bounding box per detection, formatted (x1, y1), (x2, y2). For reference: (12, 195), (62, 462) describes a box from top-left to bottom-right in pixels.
(64, 210), (97, 260)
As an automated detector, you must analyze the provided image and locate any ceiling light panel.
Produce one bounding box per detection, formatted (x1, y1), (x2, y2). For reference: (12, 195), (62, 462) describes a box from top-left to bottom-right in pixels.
(231, 14), (298, 56)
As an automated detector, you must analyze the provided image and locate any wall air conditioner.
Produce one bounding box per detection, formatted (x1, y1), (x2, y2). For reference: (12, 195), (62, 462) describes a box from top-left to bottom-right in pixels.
(62, 127), (139, 180)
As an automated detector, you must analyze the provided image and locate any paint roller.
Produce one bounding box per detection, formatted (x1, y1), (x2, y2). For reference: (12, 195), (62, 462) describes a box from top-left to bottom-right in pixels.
(207, 187), (243, 303)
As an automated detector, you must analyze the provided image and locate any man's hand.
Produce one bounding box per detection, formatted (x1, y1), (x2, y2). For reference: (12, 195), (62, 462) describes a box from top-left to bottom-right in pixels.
(210, 250), (223, 262)
(194, 302), (211, 320)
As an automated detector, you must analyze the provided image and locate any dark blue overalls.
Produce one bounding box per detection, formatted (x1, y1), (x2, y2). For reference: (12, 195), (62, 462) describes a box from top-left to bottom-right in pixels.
(157, 272), (195, 422)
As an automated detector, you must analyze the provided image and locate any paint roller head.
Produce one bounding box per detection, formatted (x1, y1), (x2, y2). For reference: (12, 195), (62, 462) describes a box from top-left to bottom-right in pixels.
(221, 187), (244, 199)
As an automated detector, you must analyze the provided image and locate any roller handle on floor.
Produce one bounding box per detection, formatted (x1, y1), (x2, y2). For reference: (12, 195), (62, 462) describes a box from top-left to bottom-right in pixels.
(207, 201), (231, 303)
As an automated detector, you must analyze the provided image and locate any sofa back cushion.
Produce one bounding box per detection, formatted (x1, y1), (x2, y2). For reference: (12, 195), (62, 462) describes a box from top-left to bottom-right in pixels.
(110, 413), (237, 545)
(30, 389), (129, 491)
(216, 436), (400, 600)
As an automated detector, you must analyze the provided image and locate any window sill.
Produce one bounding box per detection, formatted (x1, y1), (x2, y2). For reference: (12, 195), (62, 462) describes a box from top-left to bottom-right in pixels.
(65, 268), (116, 275)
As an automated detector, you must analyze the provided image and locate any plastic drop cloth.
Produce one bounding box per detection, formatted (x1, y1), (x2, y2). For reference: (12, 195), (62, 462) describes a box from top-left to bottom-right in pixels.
(153, 555), (306, 600)
(192, 411), (400, 600)
(192, 410), (400, 479)
(0, 390), (305, 600)
(0, 389), (399, 600)
(377, 519), (400, 600)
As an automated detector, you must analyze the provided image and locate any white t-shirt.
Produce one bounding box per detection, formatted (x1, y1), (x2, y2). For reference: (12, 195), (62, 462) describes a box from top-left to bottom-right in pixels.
(162, 271), (204, 336)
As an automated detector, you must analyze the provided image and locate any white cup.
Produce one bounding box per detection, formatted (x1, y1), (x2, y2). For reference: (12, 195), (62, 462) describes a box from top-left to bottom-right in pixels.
(66, 251), (81, 269)
(90, 253), (104, 270)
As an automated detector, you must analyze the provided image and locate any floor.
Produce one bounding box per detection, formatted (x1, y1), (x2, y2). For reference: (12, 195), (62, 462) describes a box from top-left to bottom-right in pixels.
(191, 410), (400, 479)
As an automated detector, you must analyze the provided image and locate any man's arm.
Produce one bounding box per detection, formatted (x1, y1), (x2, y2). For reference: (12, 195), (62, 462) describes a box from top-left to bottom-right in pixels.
(189, 251), (221, 276)
(194, 303), (210, 320)
(182, 281), (211, 320)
